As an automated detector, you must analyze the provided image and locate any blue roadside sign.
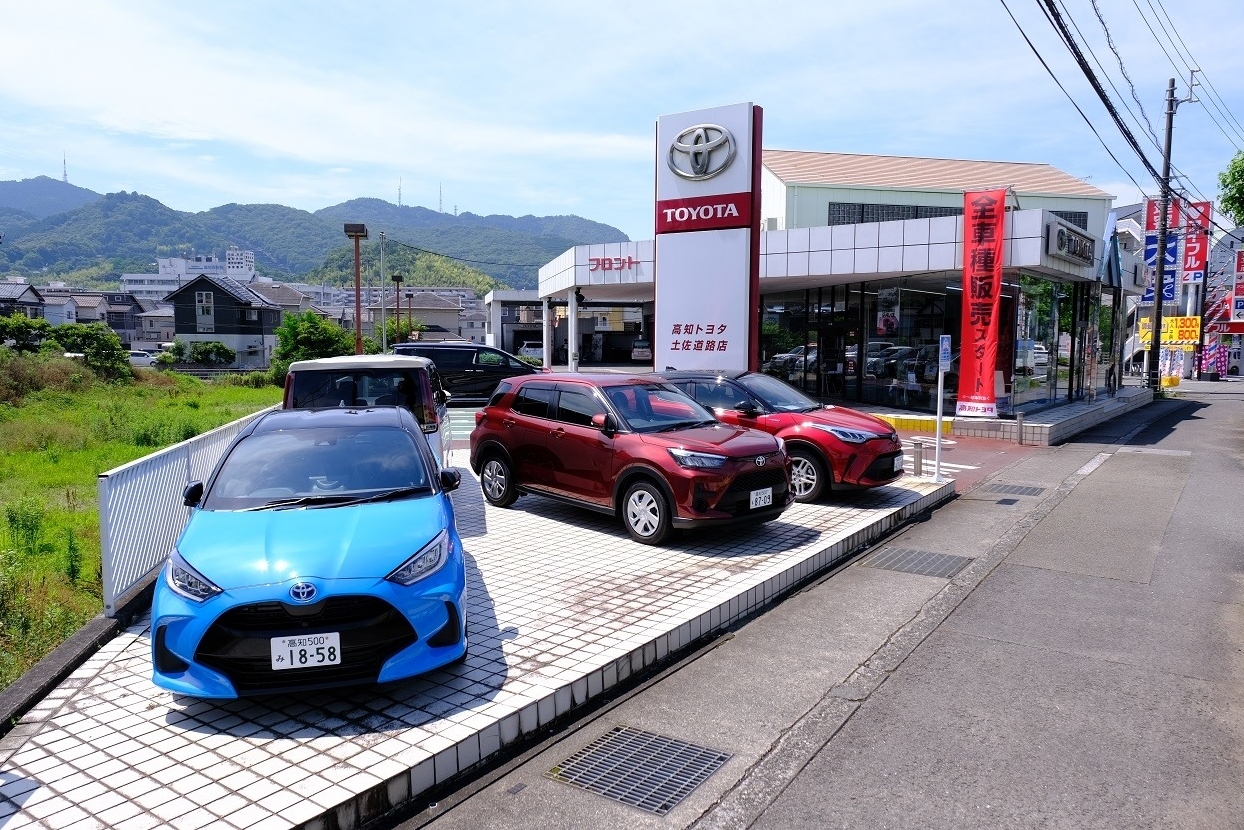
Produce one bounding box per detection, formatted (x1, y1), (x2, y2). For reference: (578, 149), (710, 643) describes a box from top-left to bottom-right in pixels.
(939, 334), (952, 372)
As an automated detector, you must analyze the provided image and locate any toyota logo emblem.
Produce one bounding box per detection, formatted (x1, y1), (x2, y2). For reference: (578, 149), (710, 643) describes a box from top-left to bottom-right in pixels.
(755, 456), (767, 467)
(668, 124), (736, 181)
(289, 582), (317, 603)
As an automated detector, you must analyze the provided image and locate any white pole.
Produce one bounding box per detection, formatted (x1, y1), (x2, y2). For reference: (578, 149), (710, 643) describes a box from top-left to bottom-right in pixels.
(934, 333), (950, 483)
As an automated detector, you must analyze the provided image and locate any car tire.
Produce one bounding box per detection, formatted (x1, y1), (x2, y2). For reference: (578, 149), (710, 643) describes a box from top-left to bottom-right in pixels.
(480, 455), (518, 507)
(622, 480), (672, 545)
(789, 447), (829, 502)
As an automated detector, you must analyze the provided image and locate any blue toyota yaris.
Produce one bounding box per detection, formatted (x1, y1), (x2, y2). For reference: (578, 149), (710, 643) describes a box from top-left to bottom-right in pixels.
(151, 407), (467, 699)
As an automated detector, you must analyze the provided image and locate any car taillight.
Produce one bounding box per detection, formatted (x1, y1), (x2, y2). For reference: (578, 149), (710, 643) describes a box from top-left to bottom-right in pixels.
(475, 410), (486, 426)
(282, 373), (293, 408)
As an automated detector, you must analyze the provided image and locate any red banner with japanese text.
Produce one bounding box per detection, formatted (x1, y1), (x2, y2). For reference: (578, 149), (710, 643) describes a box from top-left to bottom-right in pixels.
(956, 189), (1007, 417)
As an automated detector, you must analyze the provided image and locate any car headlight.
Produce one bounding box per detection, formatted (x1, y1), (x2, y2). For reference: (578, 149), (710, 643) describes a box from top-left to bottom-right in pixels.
(808, 423), (882, 444)
(166, 550), (222, 602)
(667, 448), (727, 468)
(387, 529), (450, 586)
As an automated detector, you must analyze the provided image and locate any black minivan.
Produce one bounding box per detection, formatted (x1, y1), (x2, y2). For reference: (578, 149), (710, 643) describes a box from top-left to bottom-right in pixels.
(392, 342), (540, 404)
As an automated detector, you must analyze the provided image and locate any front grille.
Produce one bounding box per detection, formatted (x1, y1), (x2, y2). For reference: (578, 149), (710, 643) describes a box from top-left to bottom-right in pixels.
(196, 596), (416, 695)
(864, 452), (904, 482)
(716, 467), (789, 516)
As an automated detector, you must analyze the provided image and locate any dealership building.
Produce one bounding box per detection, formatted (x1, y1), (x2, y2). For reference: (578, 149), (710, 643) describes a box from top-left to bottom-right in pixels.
(535, 146), (1143, 417)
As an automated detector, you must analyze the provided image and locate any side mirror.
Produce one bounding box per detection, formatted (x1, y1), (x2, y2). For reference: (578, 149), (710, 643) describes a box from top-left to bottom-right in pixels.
(435, 389), (450, 405)
(439, 469), (461, 492)
(736, 401), (759, 417)
(183, 481), (204, 507)
(591, 412), (618, 436)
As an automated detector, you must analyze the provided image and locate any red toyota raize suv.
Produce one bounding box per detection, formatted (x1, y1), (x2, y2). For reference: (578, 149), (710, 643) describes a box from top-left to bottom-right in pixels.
(469, 374), (793, 545)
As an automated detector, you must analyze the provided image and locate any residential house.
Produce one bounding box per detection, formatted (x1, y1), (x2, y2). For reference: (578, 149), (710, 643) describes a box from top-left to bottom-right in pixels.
(166, 273), (282, 369)
(0, 282), (44, 318)
(245, 278), (315, 315)
(41, 295), (78, 326)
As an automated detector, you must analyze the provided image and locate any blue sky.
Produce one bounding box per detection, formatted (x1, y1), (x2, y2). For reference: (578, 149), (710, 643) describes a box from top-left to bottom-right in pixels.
(2, 0), (1242, 240)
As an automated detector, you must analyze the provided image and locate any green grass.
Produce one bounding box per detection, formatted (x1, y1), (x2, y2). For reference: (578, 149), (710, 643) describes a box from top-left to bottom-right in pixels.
(0, 357), (282, 692)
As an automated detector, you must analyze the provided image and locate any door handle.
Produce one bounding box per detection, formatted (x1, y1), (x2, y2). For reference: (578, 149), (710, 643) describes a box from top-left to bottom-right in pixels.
(502, 418), (516, 428)
(551, 428), (565, 439)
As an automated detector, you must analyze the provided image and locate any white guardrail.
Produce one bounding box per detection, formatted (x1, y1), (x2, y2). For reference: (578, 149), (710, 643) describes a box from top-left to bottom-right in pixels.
(98, 406), (277, 617)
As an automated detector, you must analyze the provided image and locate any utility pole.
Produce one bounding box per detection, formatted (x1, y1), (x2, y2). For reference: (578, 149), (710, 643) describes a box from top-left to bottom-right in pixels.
(1147, 79), (1176, 392)
(379, 232), (387, 352)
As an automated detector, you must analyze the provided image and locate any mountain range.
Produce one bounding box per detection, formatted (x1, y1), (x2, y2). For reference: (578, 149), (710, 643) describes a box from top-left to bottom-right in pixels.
(0, 176), (629, 291)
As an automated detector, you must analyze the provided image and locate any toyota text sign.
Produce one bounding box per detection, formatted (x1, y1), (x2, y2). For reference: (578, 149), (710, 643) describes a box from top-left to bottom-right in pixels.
(654, 103), (761, 373)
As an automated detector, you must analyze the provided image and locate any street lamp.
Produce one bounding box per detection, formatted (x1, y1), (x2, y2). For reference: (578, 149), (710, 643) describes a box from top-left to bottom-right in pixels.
(343, 223), (369, 354)
(405, 292), (414, 340)
(390, 273), (404, 348)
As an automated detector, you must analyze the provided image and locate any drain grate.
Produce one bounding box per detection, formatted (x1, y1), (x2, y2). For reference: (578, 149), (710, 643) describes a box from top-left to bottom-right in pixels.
(860, 546), (973, 579)
(546, 725), (731, 815)
(985, 483), (1046, 497)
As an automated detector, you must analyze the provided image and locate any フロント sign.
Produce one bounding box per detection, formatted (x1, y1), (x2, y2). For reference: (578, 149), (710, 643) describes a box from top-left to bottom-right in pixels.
(956, 189), (1007, 417)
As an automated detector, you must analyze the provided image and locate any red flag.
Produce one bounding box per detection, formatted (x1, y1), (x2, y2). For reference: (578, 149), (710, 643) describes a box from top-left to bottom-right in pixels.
(956, 189), (1007, 417)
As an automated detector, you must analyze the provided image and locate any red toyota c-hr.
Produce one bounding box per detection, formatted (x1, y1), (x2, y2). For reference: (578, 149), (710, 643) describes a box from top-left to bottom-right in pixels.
(469, 374), (793, 545)
(658, 370), (904, 502)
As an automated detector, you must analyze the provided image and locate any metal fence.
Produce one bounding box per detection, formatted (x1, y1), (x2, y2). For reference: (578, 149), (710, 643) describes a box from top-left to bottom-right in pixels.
(98, 406), (277, 617)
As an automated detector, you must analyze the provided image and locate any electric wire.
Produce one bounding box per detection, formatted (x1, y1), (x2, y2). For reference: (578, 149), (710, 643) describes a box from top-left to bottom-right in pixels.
(1148, 0), (1244, 141)
(1035, 0), (1162, 183)
(1087, 0), (1162, 148)
(999, 0), (1147, 194)
(386, 237), (546, 269)
(1131, 0), (1244, 151)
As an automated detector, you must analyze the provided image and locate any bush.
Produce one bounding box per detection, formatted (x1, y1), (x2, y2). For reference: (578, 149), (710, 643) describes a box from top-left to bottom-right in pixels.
(187, 341), (236, 365)
(517, 355), (543, 367)
(218, 371), (274, 389)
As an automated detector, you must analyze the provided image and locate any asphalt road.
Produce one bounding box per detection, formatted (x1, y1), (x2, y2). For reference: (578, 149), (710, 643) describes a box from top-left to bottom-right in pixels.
(400, 382), (1244, 829)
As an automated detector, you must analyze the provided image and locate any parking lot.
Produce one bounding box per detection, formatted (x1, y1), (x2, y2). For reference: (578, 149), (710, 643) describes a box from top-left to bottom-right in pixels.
(0, 447), (951, 830)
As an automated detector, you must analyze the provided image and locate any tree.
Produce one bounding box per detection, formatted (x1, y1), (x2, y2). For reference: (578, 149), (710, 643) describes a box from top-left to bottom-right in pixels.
(187, 341), (236, 365)
(0, 313), (53, 353)
(273, 311), (354, 364)
(52, 322), (129, 378)
(1218, 151), (1244, 226)
(382, 316), (426, 347)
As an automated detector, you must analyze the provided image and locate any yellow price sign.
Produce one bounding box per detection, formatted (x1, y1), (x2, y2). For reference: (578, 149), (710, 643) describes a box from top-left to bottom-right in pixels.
(1137, 315), (1201, 345)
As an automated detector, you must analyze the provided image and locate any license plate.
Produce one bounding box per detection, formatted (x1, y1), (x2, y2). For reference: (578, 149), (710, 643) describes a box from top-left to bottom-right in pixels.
(894, 455), (904, 472)
(750, 487), (773, 509)
(271, 632), (341, 671)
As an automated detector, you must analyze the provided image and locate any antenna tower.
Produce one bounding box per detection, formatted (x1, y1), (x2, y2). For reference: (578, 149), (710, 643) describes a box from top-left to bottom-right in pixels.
(62, 153), (68, 183)
(439, 184), (443, 213)
(398, 178), (402, 208)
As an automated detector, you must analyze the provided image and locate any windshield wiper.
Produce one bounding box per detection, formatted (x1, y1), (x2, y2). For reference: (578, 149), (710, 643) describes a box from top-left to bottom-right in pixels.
(330, 486), (431, 507)
(658, 419), (718, 432)
(236, 494), (355, 512)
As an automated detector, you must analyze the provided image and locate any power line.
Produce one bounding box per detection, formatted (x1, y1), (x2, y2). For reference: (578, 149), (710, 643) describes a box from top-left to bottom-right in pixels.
(387, 237), (546, 269)
(1130, 0), (1244, 152)
(1086, 0), (1161, 148)
(1148, 0), (1244, 141)
(1036, 0), (1163, 183)
(999, 0), (1147, 192)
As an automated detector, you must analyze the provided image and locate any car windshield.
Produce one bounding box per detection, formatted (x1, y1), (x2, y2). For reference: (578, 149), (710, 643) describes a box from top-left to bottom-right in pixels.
(202, 426), (431, 511)
(736, 373), (822, 413)
(602, 383), (717, 433)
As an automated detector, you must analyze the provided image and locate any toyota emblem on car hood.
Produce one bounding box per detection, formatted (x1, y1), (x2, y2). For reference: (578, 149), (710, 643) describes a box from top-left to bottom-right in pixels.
(289, 582), (317, 602)
(755, 456), (767, 466)
(668, 124), (736, 181)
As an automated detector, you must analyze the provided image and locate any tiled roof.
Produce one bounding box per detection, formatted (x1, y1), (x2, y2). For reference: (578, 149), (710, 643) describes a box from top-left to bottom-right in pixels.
(70, 294), (104, 307)
(0, 283), (40, 300)
(246, 281), (310, 305)
(178, 273), (280, 310)
(762, 149), (1113, 199)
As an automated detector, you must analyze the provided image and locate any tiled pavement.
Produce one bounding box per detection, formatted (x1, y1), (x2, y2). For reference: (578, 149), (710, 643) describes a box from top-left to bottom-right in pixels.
(0, 451), (952, 830)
